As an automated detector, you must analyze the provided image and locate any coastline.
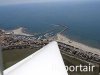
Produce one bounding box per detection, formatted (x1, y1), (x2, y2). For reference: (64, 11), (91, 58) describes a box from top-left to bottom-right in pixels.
(2, 27), (100, 55)
(56, 34), (100, 55)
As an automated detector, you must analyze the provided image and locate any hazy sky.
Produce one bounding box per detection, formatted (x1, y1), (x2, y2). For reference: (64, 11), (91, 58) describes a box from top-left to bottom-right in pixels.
(0, 0), (99, 5)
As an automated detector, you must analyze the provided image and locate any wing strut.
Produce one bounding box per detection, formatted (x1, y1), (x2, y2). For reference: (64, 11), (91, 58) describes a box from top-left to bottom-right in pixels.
(0, 48), (3, 75)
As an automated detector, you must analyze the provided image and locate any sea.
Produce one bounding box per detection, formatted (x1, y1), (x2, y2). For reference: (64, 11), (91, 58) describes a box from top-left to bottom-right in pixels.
(0, 1), (100, 49)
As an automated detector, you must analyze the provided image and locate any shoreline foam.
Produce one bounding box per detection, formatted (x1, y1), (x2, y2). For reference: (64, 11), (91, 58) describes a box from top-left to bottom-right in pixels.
(56, 34), (100, 55)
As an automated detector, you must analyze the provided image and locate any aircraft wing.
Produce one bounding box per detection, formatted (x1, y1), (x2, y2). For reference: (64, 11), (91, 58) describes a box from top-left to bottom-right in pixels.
(4, 41), (68, 75)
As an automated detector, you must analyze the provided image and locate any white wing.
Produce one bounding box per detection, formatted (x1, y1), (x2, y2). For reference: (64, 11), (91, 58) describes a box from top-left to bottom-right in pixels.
(4, 41), (68, 75)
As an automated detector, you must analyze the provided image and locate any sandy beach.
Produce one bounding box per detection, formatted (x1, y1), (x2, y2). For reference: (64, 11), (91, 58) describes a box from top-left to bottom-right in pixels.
(56, 34), (100, 55)
(5, 27), (33, 36)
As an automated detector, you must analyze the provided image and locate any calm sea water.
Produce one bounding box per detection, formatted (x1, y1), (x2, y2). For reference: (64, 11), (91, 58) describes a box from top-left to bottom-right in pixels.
(0, 1), (100, 48)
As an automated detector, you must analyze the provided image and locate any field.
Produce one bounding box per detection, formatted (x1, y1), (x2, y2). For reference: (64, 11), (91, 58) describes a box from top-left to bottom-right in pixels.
(3, 48), (39, 69)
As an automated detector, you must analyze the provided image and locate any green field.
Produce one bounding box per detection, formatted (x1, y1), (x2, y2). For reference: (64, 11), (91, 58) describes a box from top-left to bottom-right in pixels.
(3, 48), (40, 69)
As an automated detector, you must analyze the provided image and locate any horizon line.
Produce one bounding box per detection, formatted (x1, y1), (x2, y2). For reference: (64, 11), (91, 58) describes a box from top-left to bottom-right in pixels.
(0, 0), (99, 6)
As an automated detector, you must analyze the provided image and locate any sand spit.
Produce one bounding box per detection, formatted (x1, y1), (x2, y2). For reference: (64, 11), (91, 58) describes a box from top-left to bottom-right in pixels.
(56, 34), (100, 55)
(5, 27), (33, 36)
